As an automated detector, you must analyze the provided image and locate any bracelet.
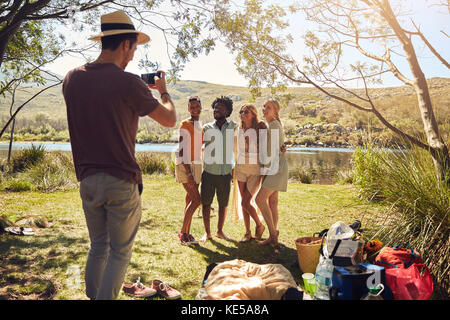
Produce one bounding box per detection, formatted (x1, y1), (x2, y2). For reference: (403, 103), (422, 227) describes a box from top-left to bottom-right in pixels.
(160, 92), (170, 98)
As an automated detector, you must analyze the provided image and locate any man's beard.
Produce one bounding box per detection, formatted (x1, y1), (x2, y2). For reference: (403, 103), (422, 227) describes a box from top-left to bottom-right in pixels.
(214, 115), (226, 121)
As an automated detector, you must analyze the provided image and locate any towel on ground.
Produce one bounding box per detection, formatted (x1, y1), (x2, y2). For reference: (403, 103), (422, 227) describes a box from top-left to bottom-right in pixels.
(204, 259), (297, 300)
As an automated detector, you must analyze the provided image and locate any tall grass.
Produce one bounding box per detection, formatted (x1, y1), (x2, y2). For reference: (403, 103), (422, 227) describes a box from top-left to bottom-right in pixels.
(136, 152), (175, 176)
(21, 151), (78, 191)
(1, 150), (77, 192)
(9, 144), (46, 173)
(289, 165), (317, 184)
(353, 141), (450, 299)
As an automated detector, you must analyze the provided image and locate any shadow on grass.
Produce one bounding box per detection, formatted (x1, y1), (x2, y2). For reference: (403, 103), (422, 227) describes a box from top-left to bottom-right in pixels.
(187, 237), (302, 284)
(0, 232), (89, 300)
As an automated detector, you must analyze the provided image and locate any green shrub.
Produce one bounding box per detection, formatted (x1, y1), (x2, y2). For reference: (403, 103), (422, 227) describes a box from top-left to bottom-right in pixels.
(136, 152), (172, 175)
(10, 144), (46, 173)
(23, 151), (77, 191)
(351, 142), (384, 200)
(2, 178), (33, 191)
(334, 168), (354, 185)
(295, 135), (316, 146)
(289, 165), (316, 184)
(353, 141), (450, 299)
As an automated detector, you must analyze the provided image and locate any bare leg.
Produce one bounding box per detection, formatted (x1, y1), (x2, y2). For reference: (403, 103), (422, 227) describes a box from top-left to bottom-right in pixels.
(200, 204), (213, 242)
(268, 191), (279, 231)
(255, 187), (278, 246)
(216, 205), (230, 240)
(238, 181), (252, 240)
(180, 183), (201, 234)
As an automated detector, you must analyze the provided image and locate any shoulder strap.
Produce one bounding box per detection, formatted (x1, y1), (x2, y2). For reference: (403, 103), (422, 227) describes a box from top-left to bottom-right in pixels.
(329, 239), (342, 259)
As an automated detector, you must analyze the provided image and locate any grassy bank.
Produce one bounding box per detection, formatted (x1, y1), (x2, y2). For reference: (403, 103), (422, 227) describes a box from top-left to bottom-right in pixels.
(0, 175), (384, 300)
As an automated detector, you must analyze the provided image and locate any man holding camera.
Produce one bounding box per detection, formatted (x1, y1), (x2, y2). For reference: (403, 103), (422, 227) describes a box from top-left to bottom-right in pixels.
(62, 10), (176, 300)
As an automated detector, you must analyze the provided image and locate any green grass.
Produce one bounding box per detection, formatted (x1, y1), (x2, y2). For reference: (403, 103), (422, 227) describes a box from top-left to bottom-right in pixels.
(0, 174), (384, 300)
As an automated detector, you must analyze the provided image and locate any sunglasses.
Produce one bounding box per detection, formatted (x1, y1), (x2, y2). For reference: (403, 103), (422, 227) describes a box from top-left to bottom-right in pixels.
(239, 110), (249, 115)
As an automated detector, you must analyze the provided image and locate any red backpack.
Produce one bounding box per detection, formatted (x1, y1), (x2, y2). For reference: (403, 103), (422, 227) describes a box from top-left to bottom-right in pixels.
(375, 246), (433, 300)
(375, 246), (422, 269)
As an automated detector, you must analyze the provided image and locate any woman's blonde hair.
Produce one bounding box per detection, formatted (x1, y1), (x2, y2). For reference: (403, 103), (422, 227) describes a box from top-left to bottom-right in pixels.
(265, 99), (282, 125)
(240, 104), (260, 131)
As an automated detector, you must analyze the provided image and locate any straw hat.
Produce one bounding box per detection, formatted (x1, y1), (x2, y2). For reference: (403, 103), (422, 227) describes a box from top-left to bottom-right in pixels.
(89, 10), (150, 45)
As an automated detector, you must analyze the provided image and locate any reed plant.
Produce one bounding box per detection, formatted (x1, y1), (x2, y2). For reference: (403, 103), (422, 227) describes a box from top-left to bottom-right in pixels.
(22, 151), (78, 191)
(1, 150), (77, 192)
(334, 168), (354, 185)
(9, 144), (46, 173)
(353, 141), (450, 299)
(289, 165), (317, 184)
(136, 152), (175, 176)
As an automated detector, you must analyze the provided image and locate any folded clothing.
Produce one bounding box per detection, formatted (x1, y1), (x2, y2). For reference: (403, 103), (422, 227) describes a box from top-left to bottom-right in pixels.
(204, 259), (298, 300)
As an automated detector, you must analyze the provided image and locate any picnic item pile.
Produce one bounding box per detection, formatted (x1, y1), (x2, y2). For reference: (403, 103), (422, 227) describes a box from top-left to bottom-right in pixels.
(297, 220), (434, 300)
(195, 220), (434, 300)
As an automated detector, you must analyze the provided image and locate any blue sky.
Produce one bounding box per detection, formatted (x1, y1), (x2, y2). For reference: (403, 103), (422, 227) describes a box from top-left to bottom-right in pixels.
(47, 0), (449, 88)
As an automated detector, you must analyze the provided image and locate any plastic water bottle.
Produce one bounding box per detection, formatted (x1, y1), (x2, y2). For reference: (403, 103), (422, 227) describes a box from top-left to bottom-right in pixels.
(314, 257), (334, 300)
(361, 285), (384, 300)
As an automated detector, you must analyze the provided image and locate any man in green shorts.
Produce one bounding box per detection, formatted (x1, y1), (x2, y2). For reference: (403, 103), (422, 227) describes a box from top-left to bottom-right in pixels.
(200, 96), (237, 242)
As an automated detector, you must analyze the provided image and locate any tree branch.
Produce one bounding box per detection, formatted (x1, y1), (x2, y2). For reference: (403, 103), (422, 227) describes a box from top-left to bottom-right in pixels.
(0, 80), (63, 139)
(410, 20), (450, 70)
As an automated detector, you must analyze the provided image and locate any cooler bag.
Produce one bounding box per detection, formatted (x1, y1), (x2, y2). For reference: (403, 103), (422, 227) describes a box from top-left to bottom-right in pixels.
(330, 263), (393, 300)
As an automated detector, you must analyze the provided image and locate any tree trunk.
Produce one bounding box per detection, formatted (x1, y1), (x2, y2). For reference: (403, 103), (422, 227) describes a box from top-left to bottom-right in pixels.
(0, 22), (22, 67)
(407, 46), (449, 181)
(7, 118), (15, 165)
(382, 0), (449, 181)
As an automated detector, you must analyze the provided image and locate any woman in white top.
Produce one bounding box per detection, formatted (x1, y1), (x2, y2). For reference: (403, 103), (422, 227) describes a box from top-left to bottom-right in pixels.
(255, 99), (288, 247)
(235, 104), (267, 242)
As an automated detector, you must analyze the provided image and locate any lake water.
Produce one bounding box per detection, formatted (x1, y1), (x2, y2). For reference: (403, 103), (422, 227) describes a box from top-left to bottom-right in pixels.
(0, 142), (354, 184)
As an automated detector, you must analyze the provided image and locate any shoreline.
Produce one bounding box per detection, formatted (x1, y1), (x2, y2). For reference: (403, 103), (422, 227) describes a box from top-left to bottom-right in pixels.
(0, 140), (408, 152)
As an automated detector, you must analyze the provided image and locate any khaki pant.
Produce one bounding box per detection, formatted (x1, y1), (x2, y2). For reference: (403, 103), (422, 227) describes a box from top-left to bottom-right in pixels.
(80, 172), (141, 300)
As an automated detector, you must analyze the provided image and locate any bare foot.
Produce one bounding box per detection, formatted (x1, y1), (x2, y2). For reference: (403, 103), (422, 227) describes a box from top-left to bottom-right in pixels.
(240, 233), (253, 243)
(258, 237), (273, 245)
(215, 231), (231, 241)
(200, 234), (212, 242)
(254, 224), (265, 239)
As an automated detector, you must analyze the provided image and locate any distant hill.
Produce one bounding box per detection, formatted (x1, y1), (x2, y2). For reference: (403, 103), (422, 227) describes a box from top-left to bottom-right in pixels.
(0, 77), (449, 147)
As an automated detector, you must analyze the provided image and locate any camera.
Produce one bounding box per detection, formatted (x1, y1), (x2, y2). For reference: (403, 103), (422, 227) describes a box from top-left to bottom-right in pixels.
(141, 72), (162, 85)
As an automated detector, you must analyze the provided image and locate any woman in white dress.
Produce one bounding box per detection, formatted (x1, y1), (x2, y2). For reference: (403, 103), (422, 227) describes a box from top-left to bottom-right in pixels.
(255, 99), (288, 247)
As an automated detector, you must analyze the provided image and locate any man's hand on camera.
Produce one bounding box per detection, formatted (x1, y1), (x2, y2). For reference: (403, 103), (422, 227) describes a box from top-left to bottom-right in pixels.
(147, 70), (167, 94)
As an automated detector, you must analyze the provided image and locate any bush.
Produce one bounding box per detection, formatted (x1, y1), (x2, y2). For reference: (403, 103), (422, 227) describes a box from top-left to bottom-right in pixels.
(136, 152), (174, 175)
(10, 144), (46, 173)
(334, 168), (354, 185)
(353, 141), (450, 299)
(289, 165), (317, 184)
(1, 151), (77, 192)
(22, 151), (77, 191)
(351, 142), (384, 200)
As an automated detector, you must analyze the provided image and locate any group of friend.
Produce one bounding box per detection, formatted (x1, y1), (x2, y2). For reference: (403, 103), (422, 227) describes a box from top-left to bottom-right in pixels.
(175, 95), (289, 248)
